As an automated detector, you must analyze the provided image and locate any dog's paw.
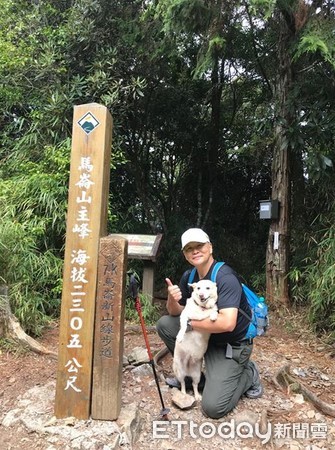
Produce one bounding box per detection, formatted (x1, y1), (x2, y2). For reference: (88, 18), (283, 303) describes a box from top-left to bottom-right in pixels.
(194, 393), (202, 401)
(210, 311), (218, 321)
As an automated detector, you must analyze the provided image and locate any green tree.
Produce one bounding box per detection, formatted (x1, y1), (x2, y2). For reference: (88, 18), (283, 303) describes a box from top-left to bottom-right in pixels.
(0, 0), (334, 338)
(0, 0), (147, 333)
(243, 0), (335, 306)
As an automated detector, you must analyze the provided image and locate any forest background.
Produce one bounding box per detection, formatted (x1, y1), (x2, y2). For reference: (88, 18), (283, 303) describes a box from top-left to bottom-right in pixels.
(0, 0), (334, 343)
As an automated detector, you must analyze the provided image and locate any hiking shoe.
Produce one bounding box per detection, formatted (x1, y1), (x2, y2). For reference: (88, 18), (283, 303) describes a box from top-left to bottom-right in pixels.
(165, 373), (206, 391)
(245, 361), (263, 399)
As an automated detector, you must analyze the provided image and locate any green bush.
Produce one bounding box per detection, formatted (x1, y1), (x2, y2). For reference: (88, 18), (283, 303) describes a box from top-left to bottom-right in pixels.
(125, 293), (160, 326)
(0, 143), (67, 336)
(0, 219), (62, 335)
(290, 220), (335, 341)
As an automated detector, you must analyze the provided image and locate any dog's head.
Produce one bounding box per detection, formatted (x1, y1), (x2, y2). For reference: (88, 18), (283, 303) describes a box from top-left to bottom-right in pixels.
(189, 280), (218, 309)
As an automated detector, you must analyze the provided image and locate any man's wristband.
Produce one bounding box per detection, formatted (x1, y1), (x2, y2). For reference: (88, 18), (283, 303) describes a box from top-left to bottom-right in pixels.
(186, 319), (193, 332)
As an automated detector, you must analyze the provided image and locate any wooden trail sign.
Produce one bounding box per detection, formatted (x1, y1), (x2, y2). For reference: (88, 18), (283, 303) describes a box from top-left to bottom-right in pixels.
(115, 233), (162, 302)
(91, 236), (128, 420)
(54, 103), (113, 419)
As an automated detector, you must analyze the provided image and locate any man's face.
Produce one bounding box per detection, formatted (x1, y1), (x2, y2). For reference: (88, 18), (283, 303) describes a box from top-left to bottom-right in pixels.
(183, 242), (213, 266)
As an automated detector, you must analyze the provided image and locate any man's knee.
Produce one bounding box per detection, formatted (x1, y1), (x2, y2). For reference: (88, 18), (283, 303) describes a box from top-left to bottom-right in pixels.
(201, 392), (233, 419)
(156, 315), (171, 338)
(156, 314), (180, 354)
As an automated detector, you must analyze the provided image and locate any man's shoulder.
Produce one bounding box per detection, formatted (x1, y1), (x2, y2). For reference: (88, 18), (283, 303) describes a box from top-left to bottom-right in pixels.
(215, 263), (242, 289)
(215, 262), (237, 278)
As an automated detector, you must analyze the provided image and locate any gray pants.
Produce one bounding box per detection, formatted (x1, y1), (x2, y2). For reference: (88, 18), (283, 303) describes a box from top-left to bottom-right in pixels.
(156, 314), (255, 419)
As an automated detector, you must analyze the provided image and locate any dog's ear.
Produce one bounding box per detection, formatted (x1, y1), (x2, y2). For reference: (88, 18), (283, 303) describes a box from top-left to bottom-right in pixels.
(188, 282), (197, 290)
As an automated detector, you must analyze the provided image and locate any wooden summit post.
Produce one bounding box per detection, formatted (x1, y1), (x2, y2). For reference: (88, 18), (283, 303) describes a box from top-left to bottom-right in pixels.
(55, 103), (112, 419)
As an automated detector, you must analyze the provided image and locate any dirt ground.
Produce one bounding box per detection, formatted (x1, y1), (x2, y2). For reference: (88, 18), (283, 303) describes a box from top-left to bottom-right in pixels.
(1, 306), (335, 449)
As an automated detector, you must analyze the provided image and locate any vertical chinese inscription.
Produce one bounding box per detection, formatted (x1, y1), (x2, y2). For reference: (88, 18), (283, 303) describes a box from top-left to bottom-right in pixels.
(91, 236), (127, 420)
(55, 104), (113, 419)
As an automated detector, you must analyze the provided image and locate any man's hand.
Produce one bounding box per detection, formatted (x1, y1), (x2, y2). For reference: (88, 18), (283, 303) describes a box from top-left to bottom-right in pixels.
(165, 278), (184, 316)
(165, 278), (182, 301)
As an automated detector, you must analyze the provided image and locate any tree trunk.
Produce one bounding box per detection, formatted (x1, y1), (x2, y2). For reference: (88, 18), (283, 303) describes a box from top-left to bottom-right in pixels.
(266, 7), (296, 307)
(0, 285), (57, 357)
(202, 57), (222, 229)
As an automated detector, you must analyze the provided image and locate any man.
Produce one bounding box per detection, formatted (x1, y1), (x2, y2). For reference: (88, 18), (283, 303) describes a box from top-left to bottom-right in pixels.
(156, 227), (263, 419)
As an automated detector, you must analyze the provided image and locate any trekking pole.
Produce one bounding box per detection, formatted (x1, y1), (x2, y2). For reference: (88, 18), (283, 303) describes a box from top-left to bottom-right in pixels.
(129, 274), (170, 420)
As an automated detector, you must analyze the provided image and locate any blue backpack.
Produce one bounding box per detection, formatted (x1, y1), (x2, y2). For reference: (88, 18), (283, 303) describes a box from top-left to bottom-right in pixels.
(188, 262), (269, 340)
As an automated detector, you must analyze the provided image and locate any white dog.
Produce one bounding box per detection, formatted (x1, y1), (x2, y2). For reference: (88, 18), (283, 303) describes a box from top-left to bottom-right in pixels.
(173, 279), (218, 400)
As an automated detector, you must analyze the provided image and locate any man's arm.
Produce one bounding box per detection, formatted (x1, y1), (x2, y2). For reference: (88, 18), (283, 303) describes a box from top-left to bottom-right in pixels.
(190, 307), (238, 333)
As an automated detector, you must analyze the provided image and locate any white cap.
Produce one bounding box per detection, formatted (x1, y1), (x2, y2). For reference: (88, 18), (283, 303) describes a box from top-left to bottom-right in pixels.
(181, 228), (210, 250)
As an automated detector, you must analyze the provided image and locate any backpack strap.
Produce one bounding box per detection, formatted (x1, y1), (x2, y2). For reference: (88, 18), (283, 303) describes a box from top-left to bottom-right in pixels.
(238, 284), (253, 323)
(187, 268), (197, 284)
(210, 262), (225, 282)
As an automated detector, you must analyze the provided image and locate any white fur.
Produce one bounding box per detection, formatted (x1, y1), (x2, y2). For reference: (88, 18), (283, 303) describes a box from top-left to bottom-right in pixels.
(173, 279), (218, 400)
